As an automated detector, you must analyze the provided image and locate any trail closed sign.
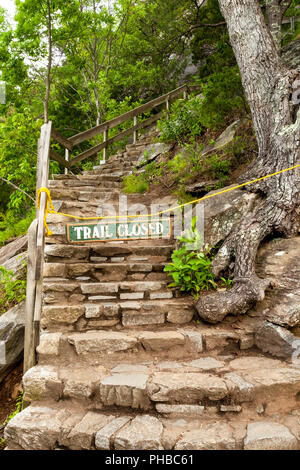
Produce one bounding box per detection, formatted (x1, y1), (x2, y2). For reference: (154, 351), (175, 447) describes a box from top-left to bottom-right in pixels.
(66, 218), (171, 243)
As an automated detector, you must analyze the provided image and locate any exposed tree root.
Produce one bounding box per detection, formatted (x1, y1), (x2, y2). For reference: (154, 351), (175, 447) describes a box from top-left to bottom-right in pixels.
(196, 191), (300, 323)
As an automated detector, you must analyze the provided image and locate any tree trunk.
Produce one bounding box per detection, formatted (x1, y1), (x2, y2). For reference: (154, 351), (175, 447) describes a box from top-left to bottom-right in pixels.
(44, 0), (52, 123)
(196, 0), (300, 324)
(264, 0), (293, 52)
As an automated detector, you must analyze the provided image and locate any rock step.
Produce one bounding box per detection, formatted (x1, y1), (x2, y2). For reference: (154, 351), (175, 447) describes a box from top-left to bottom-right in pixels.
(36, 321), (257, 357)
(82, 170), (132, 177)
(7, 402), (299, 450)
(44, 261), (168, 280)
(37, 326), (203, 359)
(22, 355), (300, 416)
(49, 200), (172, 215)
(44, 243), (174, 261)
(51, 187), (120, 202)
(52, 174), (123, 182)
(42, 280), (172, 301)
(48, 180), (120, 189)
(40, 298), (195, 330)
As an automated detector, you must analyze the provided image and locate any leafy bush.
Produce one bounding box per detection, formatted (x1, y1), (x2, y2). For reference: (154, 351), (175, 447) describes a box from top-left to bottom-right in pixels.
(164, 217), (233, 297)
(157, 96), (204, 143)
(0, 208), (35, 245)
(122, 173), (149, 194)
(164, 217), (217, 297)
(122, 161), (164, 194)
(0, 265), (26, 314)
(204, 153), (231, 179)
(193, 67), (247, 129)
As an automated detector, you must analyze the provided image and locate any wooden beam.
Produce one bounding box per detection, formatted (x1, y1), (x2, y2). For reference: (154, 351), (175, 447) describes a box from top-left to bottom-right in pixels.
(51, 127), (73, 151)
(49, 148), (72, 169)
(68, 84), (189, 146)
(70, 112), (163, 166)
(282, 16), (300, 25)
(23, 219), (38, 374)
(35, 122), (52, 281)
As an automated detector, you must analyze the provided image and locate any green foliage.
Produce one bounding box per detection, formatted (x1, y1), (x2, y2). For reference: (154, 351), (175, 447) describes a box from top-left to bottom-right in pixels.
(0, 208), (35, 245)
(164, 217), (233, 297)
(1, 391), (24, 449)
(5, 392), (23, 423)
(195, 67), (247, 129)
(158, 97), (204, 143)
(122, 173), (149, 194)
(122, 160), (164, 194)
(204, 153), (231, 179)
(0, 266), (26, 315)
(164, 217), (217, 297)
(220, 277), (233, 288)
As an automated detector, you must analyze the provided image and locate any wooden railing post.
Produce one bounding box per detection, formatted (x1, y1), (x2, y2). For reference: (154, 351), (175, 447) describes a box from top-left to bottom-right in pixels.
(23, 219), (38, 374)
(64, 149), (70, 175)
(133, 116), (138, 144)
(102, 128), (108, 164)
(166, 95), (170, 114)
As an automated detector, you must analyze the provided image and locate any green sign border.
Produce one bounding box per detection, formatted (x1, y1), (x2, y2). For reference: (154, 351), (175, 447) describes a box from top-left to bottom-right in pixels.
(66, 218), (172, 243)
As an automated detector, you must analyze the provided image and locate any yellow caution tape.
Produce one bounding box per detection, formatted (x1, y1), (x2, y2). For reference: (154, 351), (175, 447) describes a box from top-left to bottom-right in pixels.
(37, 163), (300, 236)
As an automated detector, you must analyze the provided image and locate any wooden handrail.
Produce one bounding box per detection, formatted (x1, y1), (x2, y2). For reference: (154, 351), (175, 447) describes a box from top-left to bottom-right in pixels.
(70, 112), (163, 165)
(49, 83), (201, 169)
(68, 84), (189, 146)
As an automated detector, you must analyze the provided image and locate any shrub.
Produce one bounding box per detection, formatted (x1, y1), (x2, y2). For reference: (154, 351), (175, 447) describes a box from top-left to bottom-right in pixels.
(164, 217), (233, 297)
(164, 217), (217, 297)
(122, 173), (149, 193)
(0, 265), (26, 315)
(194, 67), (247, 129)
(0, 208), (35, 245)
(157, 96), (204, 143)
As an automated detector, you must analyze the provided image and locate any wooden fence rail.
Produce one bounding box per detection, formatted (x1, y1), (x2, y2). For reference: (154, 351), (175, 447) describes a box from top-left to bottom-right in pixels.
(49, 83), (201, 170)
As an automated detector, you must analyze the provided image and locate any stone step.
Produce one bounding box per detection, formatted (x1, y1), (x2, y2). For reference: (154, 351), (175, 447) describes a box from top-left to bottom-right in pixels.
(49, 188), (121, 202)
(82, 170), (131, 177)
(43, 280), (171, 301)
(22, 355), (300, 417)
(44, 261), (168, 281)
(52, 174), (124, 182)
(49, 200), (168, 217)
(40, 297), (194, 330)
(36, 320), (257, 360)
(48, 180), (120, 189)
(6, 402), (299, 450)
(45, 243), (174, 262)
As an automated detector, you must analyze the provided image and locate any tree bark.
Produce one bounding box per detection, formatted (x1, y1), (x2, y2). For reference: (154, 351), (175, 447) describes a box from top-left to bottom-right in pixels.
(44, 0), (52, 123)
(196, 0), (300, 324)
(264, 0), (293, 52)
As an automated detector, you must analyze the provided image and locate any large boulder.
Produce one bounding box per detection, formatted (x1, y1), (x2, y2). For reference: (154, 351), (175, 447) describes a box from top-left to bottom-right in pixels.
(255, 322), (300, 360)
(137, 142), (173, 167)
(0, 301), (25, 384)
(253, 237), (300, 328)
(201, 119), (248, 157)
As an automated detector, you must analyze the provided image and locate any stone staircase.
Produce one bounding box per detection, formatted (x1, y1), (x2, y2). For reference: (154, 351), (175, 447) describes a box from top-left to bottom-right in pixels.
(4, 131), (300, 450)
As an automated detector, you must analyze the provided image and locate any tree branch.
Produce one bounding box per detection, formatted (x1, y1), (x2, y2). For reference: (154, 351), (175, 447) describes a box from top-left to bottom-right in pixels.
(0, 177), (36, 204)
(279, 0), (293, 15)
